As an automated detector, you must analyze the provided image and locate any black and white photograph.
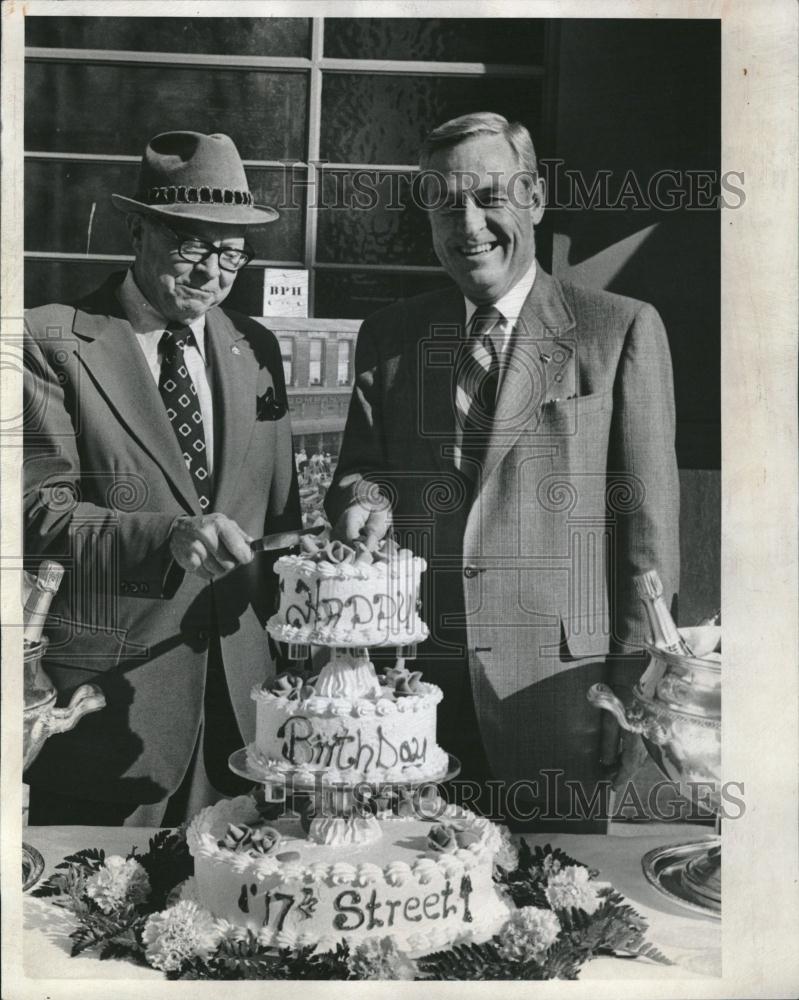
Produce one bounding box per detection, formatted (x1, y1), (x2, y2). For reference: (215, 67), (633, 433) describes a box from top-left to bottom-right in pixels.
(1, 1), (796, 996)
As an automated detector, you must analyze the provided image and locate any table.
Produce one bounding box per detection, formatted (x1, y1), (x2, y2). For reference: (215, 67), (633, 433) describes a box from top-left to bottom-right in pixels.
(22, 822), (720, 981)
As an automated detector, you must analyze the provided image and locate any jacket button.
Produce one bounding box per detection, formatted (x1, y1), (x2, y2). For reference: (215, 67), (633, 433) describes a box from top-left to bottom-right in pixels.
(464, 566), (483, 579)
(197, 630), (209, 641)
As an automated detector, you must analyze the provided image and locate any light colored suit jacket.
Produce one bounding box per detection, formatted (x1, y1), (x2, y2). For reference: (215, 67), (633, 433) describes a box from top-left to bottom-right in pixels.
(23, 273), (300, 804)
(326, 266), (679, 792)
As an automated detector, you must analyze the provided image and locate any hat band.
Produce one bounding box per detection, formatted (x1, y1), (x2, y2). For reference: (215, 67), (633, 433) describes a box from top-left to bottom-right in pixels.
(140, 185), (254, 207)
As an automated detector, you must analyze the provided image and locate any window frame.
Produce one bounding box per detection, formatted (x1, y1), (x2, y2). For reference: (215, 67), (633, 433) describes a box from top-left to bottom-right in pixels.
(24, 17), (550, 316)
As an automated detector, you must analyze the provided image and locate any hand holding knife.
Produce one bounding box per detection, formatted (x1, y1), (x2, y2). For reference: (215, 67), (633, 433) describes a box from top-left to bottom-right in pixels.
(249, 524), (326, 553)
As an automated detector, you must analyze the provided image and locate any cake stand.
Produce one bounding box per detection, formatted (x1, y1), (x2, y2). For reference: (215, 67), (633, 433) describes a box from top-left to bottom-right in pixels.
(229, 747), (461, 804)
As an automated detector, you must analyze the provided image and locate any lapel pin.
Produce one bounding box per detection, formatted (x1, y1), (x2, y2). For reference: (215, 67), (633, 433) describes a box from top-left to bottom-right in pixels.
(231, 345), (241, 356)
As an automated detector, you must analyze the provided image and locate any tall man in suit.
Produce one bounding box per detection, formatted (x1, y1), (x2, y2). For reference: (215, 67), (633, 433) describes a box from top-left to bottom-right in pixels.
(24, 131), (300, 825)
(325, 113), (679, 827)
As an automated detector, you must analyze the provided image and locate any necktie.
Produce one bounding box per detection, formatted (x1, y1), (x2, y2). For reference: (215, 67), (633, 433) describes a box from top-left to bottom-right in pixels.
(158, 323), (212, 511)
(454, 305), (504, 478)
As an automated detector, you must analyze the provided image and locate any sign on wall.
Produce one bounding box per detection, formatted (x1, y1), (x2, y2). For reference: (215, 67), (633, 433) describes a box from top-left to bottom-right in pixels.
(263, 268), (309, 317)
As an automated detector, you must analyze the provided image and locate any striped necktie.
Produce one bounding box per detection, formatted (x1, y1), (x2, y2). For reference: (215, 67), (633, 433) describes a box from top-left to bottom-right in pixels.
(453, 305), (504, 478)
(158, 323), (212, 511)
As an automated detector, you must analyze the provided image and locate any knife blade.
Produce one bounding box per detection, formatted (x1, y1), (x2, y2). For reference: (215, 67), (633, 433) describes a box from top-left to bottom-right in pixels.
(250, 524), (325, 553)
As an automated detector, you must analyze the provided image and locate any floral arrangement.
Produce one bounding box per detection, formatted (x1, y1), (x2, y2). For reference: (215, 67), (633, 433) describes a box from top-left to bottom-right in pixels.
(31, 829), (671, 980)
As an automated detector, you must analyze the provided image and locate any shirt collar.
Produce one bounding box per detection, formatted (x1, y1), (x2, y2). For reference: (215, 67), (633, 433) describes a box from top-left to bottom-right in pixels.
(118, 269), (208, 360)
(463, 259), (537, 330)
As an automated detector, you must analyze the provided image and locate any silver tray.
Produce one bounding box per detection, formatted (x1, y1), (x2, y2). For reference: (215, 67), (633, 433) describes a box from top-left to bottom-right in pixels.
(22, 841), (45, 891)
(642, 838), (721, 918)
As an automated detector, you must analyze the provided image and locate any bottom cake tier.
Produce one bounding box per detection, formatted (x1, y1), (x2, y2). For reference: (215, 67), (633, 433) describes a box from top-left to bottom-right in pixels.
(187, 795), (512, 956)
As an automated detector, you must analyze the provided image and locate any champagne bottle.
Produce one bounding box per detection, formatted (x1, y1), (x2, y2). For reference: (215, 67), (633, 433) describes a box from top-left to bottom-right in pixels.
(634, 569), (695, 656)
(23, 560), (64, 646)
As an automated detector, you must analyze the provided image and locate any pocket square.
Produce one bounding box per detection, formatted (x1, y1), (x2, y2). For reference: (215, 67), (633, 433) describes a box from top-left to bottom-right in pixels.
(256, 386), (288, 420)
(543, 393), (578, 406)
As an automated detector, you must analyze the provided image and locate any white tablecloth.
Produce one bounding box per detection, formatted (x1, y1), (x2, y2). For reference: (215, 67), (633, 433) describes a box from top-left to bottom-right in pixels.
(22, 822), (720, 981)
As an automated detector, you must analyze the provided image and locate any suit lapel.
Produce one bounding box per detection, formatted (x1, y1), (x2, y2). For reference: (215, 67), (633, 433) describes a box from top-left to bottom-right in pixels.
(420, 286), (466, 470)
(72, 286), (202, 514)
(206, 308), (258, 513)
(480, 268), (577, 485)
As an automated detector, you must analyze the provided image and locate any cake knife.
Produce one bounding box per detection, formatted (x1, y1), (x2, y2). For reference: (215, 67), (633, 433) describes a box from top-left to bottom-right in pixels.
(250, 524), (326, 553)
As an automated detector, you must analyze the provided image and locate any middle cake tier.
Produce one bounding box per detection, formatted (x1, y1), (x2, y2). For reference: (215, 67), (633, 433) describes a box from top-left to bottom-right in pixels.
(249, 649), (449, 785)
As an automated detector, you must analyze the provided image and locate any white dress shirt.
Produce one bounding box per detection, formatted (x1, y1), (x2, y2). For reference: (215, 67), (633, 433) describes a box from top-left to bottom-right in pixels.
(117, 269), (215, 476)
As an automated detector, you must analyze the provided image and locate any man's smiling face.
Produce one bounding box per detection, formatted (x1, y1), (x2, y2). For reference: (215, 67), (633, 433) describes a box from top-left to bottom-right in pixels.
(425, 133), (544, 304)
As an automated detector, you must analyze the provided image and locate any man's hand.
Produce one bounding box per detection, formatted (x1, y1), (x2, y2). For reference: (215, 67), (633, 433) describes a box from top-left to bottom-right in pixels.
(169, 513), (254, 580)
(331, 499), (392, 551)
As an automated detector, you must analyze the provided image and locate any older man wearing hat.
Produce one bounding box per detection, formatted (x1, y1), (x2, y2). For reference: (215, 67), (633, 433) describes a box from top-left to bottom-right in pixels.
(23, 131), (300, 825)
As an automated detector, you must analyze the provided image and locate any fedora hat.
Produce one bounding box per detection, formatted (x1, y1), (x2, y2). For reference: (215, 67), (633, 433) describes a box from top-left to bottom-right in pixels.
(112, 131), (278, 226)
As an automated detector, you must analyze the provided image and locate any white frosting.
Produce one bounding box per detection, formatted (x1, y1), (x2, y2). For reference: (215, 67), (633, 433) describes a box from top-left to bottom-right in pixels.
(308, 814), (383, 847)
(187, 796), (511, 957)
(267, 550), (429, 648)
(250, 664), (447, 784)
(313, 649), (383, 699)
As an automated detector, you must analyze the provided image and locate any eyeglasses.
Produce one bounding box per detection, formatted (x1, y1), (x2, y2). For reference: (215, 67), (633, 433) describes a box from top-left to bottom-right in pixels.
(159, 223), (253, 272)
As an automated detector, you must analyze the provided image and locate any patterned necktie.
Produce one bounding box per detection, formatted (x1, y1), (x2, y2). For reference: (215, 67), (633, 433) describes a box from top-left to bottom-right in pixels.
(453, 305), (504, 478)
(158, 323), (211, 511)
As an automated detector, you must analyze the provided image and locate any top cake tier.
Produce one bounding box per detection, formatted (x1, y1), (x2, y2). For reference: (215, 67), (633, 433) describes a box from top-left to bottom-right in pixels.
(267, 538), (429, 648)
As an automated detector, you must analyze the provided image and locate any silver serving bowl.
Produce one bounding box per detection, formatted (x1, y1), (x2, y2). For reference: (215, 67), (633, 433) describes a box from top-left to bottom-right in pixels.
(23, 638), (105, 889)
(588, 625), (722, 915)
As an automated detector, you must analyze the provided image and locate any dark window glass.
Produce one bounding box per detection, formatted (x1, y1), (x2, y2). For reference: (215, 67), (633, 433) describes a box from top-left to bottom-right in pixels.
(323, 18), (546, 64)
(320, 73), (542, 164)
(316, 170), (436, 266)
(309, 338), (324, 385)
(24, 258), (268, 315)
(24, 160), (304, 260)
(314, 268), (454, 320)
(25, 62), (307, 160)
(26, 16), (310, 57)
(25, 258), (123, 309)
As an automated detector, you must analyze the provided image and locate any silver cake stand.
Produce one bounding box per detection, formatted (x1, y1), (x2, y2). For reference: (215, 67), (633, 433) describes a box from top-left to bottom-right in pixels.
(229, 748), (462, 825)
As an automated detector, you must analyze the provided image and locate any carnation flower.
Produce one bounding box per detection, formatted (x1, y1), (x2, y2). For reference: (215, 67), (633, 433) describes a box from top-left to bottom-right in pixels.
(85, 855), (150, 913)
(496, 906), (561, 964)
(545, 864), (601, 915)
(347, 937), (417, 980)
(142, 900), (223, 973)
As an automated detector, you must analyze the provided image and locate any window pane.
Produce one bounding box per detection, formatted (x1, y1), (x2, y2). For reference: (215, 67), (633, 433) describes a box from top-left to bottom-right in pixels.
(324, 18), (546, 64)
(25, 159), (304, 260)
(26, 16), (311, 57)
(26, 62), (308, 160)
(316, 170), (436, 266)
(309, 338), (324, 384)
(337, 340), (351, 385)
(314, 269), (454, 320)
(320, 73), (542, 164)
(25, 258), (122, 309)
(279, 338), (294, 385)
